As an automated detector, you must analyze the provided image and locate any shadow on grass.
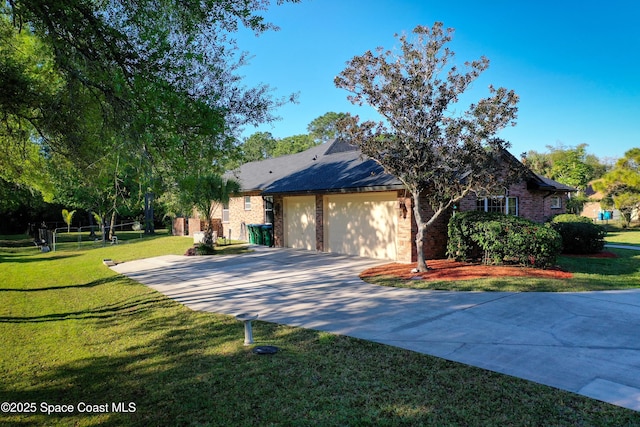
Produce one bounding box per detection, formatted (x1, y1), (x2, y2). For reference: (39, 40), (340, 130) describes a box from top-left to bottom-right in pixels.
(0, 252), (80, 264)
(2, 312), (639, 426)
(0, 291), (172, 323)
(0, 276), (120, 292)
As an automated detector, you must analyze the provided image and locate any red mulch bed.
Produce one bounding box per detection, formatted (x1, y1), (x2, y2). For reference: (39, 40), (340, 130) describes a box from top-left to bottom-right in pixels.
(360, 259), (574, 281)
(360, 252), (617, 281)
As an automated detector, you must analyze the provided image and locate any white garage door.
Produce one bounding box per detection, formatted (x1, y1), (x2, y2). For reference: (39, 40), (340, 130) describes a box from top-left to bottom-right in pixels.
(283, 196), (316, 250)
(325, 192), (398, 260)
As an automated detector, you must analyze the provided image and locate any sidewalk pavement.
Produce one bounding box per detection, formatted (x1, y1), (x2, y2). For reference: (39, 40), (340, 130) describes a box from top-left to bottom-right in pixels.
(111, 246), (640, 412)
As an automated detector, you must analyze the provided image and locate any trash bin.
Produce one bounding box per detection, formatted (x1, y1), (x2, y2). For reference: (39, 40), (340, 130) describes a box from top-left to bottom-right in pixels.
(247, 224), (256, 244)
(262, 224), (273, 247)
(254, 224), (264, 245)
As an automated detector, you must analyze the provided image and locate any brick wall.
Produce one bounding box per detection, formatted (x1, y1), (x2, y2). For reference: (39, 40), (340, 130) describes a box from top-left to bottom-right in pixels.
(225, 194), (267, 242)
(458, 181), (569, 223)
(172, 217), (186, 236)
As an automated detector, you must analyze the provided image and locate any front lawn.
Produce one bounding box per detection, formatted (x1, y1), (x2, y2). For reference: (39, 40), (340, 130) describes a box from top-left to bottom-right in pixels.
(605, 226), (640, 247)
(1, 235), (639, 425)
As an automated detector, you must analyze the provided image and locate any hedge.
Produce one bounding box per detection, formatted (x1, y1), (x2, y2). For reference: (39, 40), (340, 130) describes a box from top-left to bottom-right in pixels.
(447, 211), (563, 269)
(551, 214), (606, 254)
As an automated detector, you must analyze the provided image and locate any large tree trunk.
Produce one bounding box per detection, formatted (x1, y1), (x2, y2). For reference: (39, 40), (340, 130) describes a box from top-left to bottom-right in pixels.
(412, 191), (429, 271)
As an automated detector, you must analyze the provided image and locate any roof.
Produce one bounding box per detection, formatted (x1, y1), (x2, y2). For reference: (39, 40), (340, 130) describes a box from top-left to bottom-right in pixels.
(228, 139), (575, 195)
(228, 139), (403, 194)
(529, 173), (576, 192)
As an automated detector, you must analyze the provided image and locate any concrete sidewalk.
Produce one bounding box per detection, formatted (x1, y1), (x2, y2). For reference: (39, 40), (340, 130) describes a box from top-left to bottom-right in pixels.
(111, 247), (640, 411)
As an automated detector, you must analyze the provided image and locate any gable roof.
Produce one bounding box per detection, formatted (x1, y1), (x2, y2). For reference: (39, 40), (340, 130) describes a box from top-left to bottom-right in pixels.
(228, 139), (403, 194)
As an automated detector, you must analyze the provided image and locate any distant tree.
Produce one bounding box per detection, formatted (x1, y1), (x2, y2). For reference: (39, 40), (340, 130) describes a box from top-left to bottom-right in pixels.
(271, 134), (316, 157)
(241, 132), (277, 162)
(179, 174), (241, 247)
(523, 144), (607, 194)
(307, 112), (348, 144)
(335, 22), (521, 271)
(593, 148), (640, 227)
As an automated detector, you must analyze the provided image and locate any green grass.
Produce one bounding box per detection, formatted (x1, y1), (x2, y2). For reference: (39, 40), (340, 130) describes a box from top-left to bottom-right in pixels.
(605, 227), (640, 247)
(1, 235), (640, 425)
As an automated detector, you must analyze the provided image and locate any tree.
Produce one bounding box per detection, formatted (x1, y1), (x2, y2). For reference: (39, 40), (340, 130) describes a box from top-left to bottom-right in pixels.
(593, 148), (640, 227)
(61, 209), (76, 233)
(307, 112), (348, 144)
(334, 22), (521, 271)
(240, 131), (277, 162)
(179, 174), (241, 247)
(2, 1), (296, 216)
(271, 134), (316, 157)
(523, 144), (605, 194)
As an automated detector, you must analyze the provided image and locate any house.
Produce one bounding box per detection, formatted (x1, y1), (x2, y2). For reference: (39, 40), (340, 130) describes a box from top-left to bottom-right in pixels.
(215, 139), (574, 262)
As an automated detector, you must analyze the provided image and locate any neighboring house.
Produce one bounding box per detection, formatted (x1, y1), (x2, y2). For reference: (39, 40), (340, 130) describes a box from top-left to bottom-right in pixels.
(215, 139), (573, 262)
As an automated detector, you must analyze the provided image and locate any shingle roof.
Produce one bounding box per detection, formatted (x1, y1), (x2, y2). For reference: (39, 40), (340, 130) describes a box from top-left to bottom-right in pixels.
(228, 139), (403, 194)
(228, 139), (575, 195)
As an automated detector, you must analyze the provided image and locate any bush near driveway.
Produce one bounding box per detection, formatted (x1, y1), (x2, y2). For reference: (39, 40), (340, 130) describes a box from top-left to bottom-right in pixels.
(551, 214), (607, 254)
(447, 211), (562, 268)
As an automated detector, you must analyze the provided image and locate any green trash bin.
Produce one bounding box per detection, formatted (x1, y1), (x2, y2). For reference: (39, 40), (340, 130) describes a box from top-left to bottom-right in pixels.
(247, 224), (256, 244)
(262, 225), (273, 247)
(255, 224), (264, 245)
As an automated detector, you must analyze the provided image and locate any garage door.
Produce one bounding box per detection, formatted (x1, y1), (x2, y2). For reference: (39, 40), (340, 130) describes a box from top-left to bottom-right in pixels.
(325, 192), (398, 260)
(283, 196), (316, 250)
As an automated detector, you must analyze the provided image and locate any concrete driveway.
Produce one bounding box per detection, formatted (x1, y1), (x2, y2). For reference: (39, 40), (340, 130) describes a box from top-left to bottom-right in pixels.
(111, 246), (640, 411)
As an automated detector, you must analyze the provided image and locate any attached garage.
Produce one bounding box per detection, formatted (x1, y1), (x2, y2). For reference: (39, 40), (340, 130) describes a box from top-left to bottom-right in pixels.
(324, 192), (398, 260)
(283, 196), (316, 250)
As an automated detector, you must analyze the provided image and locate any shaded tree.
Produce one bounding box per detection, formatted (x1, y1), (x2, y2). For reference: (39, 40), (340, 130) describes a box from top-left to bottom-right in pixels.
(335, 22), (521, 271)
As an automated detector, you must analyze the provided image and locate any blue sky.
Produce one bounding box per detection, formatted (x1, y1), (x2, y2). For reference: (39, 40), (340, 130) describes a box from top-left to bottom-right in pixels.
(234, 0), (640, 160)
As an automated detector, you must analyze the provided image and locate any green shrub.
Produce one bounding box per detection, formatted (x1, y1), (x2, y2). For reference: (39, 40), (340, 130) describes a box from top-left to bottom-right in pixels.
(551, 214), (594, 224)
(551, 221), (606, 254)
(448, 211), (563, 268)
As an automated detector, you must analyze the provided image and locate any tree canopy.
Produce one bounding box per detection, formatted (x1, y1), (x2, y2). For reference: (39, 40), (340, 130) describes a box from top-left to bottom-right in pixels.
(1, 0), (298, 230)
(522, 144), (607, 193)
(335, 22), (522, 271)
(593, 148), (640, 227)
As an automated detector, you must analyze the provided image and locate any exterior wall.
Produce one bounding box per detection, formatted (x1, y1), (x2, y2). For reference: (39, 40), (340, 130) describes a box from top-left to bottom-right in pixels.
(224, 180), (569, 262)
(172, 217), (186, 236)
(188, 218), (204, 236)
(225, 193), (267, 241)
(458, 182), (569, 223)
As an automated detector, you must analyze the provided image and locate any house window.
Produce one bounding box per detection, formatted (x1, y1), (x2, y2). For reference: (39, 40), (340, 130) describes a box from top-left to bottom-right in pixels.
(222, 203), (229, 223)
(264, 196), (274, 224)
(244, 196), (251, 211)
(476, 196), (519, 216)
(550, 196), (562, 209)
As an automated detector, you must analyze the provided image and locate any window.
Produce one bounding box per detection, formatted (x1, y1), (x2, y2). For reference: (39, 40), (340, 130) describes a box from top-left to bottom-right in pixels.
(222, 203), (229, 223)
(244, 196), (251, 211)
(264, 196), (274, 224)
(476, 196), (518, 216)
(550, 196), (562, 209)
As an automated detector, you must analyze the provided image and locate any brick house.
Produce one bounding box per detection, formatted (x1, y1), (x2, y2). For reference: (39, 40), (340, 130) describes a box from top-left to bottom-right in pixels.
(210, 139), (574, 262)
